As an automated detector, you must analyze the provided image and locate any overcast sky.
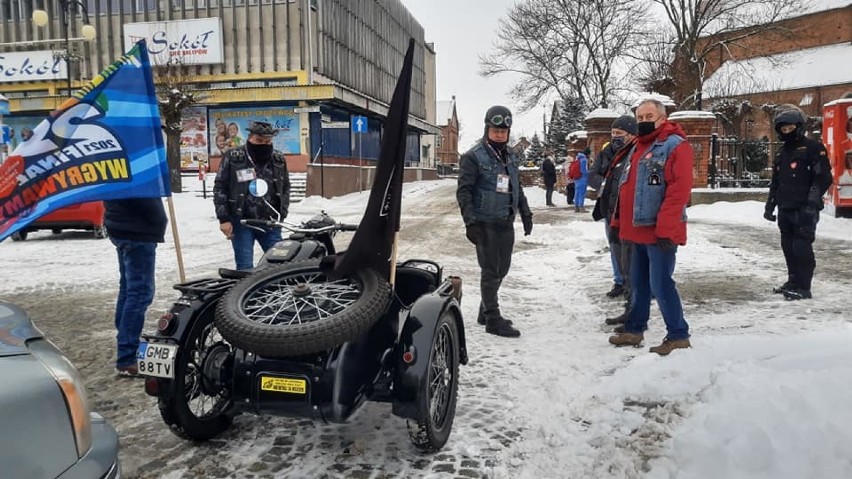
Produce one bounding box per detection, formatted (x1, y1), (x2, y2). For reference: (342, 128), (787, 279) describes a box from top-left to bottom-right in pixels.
(400, 0), (545, 150)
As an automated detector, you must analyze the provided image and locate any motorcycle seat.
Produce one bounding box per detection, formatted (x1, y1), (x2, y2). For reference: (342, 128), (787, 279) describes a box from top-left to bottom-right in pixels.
(218, 268), (253, 280)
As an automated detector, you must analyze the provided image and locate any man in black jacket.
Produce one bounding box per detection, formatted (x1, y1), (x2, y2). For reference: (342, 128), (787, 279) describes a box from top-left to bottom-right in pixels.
(104, 197), (168, 376)
(457, 105), (533, 338)
(593, 115), (637, 303)
(542, 156), (557, 206)
(764, 108), (833, 300)
(214, 121), (291, 270)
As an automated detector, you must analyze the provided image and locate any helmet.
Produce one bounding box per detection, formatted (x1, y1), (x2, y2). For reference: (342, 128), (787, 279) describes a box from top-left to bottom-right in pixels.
(484, 105), (513, 129)
(773, 108), (806, 134)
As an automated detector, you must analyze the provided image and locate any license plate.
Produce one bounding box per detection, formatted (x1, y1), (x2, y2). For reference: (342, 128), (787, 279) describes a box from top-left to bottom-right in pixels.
(136, 342), (178, 379)
(260, 376), (307, 394)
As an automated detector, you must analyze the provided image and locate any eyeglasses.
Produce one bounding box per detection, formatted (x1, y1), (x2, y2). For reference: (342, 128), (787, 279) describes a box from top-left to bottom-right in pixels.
(487, 114), (512, 128)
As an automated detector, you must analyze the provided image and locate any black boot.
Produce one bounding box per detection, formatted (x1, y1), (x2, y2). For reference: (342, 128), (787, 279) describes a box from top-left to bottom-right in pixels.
(486, 318), (520, 337)
(773, 281), (795, 294)
(783, 288), (812, 301)
(605, 310), (628, 325)
(606, 283), (626, 298)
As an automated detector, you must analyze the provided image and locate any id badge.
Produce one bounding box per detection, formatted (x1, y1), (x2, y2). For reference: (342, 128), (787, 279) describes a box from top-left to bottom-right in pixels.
(237, 168), (256, 183)
(496, 174), (510, 193)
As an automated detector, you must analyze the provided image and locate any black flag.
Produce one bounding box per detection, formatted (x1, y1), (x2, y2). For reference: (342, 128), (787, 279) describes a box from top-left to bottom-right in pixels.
(330, 38), (415, 281)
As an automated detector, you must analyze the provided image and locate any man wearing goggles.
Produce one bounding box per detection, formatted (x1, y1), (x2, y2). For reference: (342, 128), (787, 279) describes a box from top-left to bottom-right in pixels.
(456, 105), (533, 338)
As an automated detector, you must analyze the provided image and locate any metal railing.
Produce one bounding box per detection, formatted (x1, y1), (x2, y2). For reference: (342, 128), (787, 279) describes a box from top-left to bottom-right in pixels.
(709, 134), (780, 188)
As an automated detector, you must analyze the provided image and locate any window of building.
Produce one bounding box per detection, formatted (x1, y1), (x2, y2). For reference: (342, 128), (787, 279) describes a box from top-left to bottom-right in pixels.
(0, 0), (38, 21)
(799, 93), (814, 107)
(86, 0), (156, 13)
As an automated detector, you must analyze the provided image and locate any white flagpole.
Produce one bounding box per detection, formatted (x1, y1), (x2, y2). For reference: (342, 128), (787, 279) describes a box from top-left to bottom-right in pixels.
(166, 196), (186, 283)
(389, 231), (399, 287)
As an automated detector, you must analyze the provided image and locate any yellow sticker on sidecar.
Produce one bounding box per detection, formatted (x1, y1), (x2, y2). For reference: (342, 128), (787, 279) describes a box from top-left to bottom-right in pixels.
(260, 376), (307, 394)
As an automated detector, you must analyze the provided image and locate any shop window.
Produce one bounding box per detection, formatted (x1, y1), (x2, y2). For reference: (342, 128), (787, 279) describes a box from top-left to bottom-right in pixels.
(799, 93), (814, 107)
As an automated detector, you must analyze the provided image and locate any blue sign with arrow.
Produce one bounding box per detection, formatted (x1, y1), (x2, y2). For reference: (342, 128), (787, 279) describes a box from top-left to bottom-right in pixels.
(352, 115), (368, 134)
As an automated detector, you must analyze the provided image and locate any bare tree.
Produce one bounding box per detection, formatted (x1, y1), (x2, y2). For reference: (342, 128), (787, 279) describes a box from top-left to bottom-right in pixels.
(479, 0), (647, 112)
(645, 0), (807, 109)
(154, 58), (205, 194)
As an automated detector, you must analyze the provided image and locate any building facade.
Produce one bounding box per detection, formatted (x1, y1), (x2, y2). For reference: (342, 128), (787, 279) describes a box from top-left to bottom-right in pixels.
(0, 0), (439, 171)
(435, 96), (459, 165)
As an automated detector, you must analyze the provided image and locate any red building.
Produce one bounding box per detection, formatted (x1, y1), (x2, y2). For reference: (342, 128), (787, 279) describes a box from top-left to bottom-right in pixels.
(436, 97), (460, 165)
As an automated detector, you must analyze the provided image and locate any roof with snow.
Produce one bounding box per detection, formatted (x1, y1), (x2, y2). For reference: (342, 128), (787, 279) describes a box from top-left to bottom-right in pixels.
(704, 42), (852, 98)
(797, 0), (849, 16)
(436, 100), (455, 127)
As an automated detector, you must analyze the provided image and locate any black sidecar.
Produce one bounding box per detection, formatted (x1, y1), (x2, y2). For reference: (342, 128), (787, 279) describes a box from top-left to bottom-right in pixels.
(138, 255), (468, 452)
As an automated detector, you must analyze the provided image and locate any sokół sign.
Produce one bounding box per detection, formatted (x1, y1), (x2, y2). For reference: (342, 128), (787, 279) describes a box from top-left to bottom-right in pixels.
(124, 17), (224, 65)
(0, 51), (67, 83)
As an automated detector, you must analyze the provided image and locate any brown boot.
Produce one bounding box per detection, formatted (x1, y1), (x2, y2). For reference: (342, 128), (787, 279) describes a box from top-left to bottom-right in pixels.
(649, 338), (691, 356)
(608, 332), (643, 347)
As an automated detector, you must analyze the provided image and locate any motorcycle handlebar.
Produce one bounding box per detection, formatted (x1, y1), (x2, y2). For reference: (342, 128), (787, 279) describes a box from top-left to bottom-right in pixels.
(241, 219), (359, 234)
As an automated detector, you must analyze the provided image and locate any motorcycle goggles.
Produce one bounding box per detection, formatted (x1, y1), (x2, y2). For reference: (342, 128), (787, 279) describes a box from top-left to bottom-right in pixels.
(487, 114), (513, 128)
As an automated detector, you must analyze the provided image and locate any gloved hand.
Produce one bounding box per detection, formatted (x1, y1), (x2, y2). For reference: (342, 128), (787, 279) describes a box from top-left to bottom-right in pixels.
(522, 214), (533, 236)
(763, 204), (776, 222)
(801, 205), (818, 224)
(656, 237), (677, 251)
(465, 224), (482, 244)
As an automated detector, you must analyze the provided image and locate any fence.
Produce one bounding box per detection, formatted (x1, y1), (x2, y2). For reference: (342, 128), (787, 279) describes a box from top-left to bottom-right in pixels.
(709, 134), (780, 188)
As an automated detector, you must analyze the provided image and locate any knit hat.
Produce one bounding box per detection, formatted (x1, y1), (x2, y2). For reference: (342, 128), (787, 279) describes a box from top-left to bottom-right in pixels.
(611, 115), (638, 135)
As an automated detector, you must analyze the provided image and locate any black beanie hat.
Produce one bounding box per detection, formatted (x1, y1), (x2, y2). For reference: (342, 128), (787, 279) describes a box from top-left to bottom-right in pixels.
(611, 115), (638, 135)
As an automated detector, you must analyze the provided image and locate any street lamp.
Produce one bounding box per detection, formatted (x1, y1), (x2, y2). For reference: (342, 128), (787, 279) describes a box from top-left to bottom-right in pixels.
(32, 1), (97, 95)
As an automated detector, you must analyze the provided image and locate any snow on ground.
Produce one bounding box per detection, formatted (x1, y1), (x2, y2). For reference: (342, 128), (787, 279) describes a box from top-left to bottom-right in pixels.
(2, 177), (851, 478)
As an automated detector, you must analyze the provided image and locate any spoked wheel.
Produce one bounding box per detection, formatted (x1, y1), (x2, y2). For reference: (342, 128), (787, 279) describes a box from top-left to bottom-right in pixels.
(408, 311), (460, 452)
(159, 310), (233, 441)
(215, 260), (390, 357)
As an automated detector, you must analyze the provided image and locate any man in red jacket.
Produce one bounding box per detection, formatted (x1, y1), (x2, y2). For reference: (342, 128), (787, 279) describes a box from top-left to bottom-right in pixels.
(608, 99), (693, 356)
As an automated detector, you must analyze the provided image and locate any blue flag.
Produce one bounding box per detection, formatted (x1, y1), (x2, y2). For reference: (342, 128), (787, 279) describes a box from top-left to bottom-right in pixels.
(0, 40), (168, 242)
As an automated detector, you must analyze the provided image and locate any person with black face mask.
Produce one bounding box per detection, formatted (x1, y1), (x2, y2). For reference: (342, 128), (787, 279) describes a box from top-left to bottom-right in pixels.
(214, 120), (291, 270)
(457, 105), (533, 338)
(593, 115), (638, 306)
(764, 107), (833, 300)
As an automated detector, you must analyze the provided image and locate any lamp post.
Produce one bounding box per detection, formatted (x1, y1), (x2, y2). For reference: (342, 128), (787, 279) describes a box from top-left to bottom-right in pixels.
(32, 1), (97, 95)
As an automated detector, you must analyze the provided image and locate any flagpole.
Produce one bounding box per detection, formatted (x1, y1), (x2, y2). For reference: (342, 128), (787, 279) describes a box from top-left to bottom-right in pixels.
(166, 196), (186, 283)
(389, 232), (399, 287)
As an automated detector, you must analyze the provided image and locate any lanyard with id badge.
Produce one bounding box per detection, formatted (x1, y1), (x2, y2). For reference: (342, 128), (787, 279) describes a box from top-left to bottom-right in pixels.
(496, 173), (510, 194)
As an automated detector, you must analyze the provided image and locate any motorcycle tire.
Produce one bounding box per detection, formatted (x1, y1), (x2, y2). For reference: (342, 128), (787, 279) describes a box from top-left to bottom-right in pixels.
(215, 260), (390, 357)
(158, 309), (233, 441)
(407, 310), (460, 452)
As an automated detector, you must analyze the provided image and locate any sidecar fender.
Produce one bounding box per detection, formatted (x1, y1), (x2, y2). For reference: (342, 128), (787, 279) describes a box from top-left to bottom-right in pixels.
(391, 293), (467, 420)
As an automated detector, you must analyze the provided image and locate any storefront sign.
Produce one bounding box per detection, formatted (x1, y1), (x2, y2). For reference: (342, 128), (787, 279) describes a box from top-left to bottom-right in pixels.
(124, 18), (224, 65)
(0, 51), (67, 83)
(208, 107), (301, 171)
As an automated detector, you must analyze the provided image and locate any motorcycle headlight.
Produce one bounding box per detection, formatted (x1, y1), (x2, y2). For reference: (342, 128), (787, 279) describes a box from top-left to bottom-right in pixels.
(28, 339), (93, 458)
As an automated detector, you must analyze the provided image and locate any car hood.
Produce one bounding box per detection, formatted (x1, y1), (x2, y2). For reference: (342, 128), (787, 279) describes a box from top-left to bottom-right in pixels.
(0, 301), (44, 357)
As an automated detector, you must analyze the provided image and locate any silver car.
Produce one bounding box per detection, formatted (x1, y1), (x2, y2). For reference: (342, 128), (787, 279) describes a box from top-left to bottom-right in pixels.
(0, 301), (121, 479)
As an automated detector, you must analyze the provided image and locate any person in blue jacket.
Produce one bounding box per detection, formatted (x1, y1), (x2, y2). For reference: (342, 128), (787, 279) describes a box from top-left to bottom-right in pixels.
(573, 150), (590, 212)
(104, 197), (168, 376)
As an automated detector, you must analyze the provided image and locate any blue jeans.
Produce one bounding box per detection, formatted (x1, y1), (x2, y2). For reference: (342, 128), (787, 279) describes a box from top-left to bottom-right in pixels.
(231, 219), (283, 270)
(624, 243), (689, 340)
(604, 221), (624, 285)
(111, 238), (157, 368)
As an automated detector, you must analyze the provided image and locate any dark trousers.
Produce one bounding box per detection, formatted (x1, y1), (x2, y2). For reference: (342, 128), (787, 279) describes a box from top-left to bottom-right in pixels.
(778, 208), (819, 290)
(565, 183), (575, 205)
(111, 238), (157, 368)
(475, 220), (515, 323)
(545, 184), (555, 205)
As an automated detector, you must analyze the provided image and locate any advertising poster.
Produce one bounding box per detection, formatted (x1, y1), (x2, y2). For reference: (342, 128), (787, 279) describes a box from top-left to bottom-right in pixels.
(1, 115), (46, 154)
(208, 106), (300, 171)
(180, 106), (208, 171)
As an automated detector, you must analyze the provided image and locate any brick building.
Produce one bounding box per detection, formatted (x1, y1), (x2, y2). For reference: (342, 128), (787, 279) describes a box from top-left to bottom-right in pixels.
(436, 97), (460, 165)
(701, 1), (852, 139)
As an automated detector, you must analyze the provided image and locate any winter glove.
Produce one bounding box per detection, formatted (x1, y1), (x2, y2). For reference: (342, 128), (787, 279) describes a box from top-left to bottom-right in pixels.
(763, 204), (776, 222)
(522, 214), (533, 236)
(656, 238), (677, 251)
(465, 224), (482, 245)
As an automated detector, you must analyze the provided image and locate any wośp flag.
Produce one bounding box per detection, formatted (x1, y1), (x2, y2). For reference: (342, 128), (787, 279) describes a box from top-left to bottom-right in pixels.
(0, 40), (169, 242)
(330, 38), (415, 281)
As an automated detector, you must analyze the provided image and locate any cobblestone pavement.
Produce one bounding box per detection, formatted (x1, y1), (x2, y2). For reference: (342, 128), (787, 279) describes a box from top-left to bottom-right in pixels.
(3, 185), (850, 478)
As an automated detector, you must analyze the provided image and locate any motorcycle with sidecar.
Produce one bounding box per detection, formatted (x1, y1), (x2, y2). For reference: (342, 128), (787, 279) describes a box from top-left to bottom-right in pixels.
(137, 213), (468, 452)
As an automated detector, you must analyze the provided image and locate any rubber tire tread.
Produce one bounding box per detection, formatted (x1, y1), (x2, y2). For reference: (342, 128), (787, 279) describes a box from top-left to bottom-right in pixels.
(407, 311), (460, 452)
(158, 309), (232, 441)
(215, 260), (390, 357)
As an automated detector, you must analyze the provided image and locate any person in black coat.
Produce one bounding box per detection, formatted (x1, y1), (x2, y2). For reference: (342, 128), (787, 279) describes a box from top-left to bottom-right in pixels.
(764, 107), (833, 300)
(542, 156), (557, 206)
(104, 197), (168, 376)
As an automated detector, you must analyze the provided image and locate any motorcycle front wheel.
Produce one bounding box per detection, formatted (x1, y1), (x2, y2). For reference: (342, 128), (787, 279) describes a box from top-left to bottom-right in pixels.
(215, 260), (390, 357)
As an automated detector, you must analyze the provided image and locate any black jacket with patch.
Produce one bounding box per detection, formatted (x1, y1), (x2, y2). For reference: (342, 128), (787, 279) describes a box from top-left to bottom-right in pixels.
(767, 137), (833, 211)
(213, 145), (291, 223)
